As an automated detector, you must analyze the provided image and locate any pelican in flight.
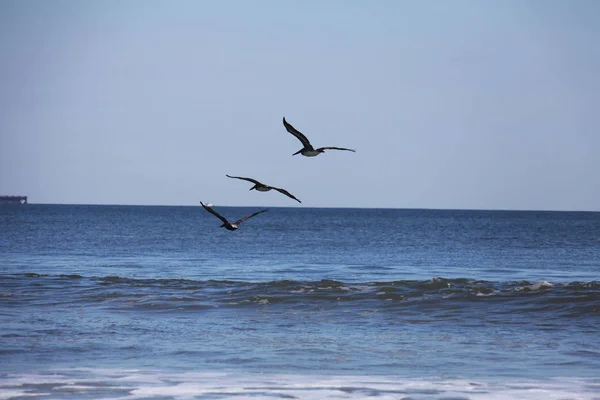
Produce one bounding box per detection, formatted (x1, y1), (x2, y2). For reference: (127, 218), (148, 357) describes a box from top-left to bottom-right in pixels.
(226, 174), (301, 203)
(200, 202), (267, 231)
(283, 117), (356, 157)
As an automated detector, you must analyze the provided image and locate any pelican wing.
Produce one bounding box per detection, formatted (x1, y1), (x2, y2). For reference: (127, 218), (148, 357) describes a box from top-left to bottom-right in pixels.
(226, 174), (262, 185)
(316, 146), (356, 152)
(200, 202), (230, 225)
(273, 187), (302, 203)
(234, 209), (268, 226)
(283, 117), (312, 148)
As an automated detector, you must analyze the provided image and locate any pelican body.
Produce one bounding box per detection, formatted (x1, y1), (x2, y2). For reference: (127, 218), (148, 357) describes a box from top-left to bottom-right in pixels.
(226, 174), (301, 203)
(200, 202), (267, 231)
(283, 117), (355, 157)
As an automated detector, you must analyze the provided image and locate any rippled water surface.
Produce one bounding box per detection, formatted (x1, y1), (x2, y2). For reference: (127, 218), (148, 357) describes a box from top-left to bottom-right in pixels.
(1, 205), (599, 399)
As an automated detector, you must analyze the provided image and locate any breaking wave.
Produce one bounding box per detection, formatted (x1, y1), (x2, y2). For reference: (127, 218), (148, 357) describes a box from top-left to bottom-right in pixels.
(3, 273), (598, 318)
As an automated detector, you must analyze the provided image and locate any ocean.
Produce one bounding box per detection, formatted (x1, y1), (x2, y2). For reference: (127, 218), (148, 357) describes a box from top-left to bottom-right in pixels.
(1, 204), (599, 399)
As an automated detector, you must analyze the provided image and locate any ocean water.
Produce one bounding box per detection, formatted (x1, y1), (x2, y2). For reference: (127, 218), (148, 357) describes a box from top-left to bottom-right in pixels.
(1, 204), (599, 399)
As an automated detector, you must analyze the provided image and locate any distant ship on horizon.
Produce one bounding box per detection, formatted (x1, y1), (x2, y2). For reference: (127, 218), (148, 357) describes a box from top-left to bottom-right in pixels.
(0, 195), (28, 205)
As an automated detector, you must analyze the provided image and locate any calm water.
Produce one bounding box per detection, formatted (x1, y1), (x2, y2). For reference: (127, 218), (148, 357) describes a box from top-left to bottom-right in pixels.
(1, 204), (599, 399)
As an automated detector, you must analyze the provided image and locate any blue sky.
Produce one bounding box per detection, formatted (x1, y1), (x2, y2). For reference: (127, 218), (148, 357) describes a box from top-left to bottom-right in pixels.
(1, 0), (599, 210)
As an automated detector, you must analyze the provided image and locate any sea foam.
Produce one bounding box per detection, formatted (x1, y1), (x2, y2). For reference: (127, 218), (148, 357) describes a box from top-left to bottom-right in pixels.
(1, 369), (598, 400)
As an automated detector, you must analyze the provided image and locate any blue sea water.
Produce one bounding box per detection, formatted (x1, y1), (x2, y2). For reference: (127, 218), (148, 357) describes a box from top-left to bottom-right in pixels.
(1, 204), (599, 399)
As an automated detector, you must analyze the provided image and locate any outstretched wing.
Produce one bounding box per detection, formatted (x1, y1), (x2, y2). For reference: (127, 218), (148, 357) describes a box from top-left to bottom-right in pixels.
(283, 117), (312, 148)
(273, 187), (301, 203)
(316, 146), (356, 152)
(200, 202), (230, 225)
(226, 174), (262, 185)
(234, 209), (268, 226)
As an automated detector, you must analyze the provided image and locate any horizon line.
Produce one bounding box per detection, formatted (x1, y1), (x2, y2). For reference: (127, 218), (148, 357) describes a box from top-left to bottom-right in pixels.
(13, 202), (600, 213)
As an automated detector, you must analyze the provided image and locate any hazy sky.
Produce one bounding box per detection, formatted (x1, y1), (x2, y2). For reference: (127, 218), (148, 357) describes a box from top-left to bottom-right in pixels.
(1, 0), (599, 210)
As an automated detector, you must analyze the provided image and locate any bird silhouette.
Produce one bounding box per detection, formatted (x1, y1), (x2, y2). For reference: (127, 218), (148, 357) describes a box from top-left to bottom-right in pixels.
(226, 174), (301, 203)
(283, 117), (355, 157)
(200, 202), (267, 231)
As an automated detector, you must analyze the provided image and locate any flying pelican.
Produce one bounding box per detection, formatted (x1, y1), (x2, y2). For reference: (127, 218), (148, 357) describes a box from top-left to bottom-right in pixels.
(226, 174), (301, 203)
(200, 202), (267, 231)
(283, 117), (356, 157)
